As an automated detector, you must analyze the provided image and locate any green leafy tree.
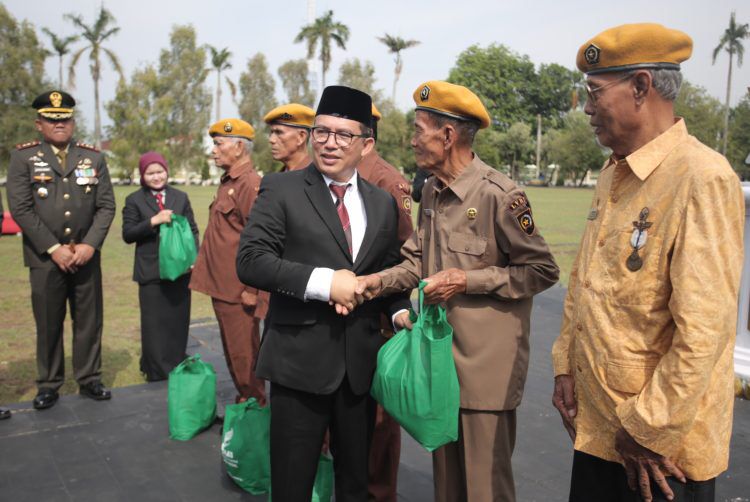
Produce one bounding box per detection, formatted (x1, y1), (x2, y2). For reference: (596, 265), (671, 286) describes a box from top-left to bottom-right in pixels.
(40, 28), (78, 89)
(377, 107), (413, 174)
(674, 80), (723, 150)
(498, 122), (534, 181)
(0, 4), (48, 174)
(153, 25), (211, 180)
(529, 63), (582, 129)
(278, 59), (315, 106)
(338, 58), (383, 103)
(473, 128), (506, 173)
(206, 45), (236, 121)
(238, 53), (277, 173)
(294, 10), (349, 89)
(65, 6), (124, 148)
(544, 111), (608, 186)
(712, 11), (749, 154)
(727, 95), (750, 178)
(377, 34), (420, 103)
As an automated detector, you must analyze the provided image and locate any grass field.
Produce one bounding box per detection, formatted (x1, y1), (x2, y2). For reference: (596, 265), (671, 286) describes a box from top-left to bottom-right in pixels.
(0, 184), (592, 403)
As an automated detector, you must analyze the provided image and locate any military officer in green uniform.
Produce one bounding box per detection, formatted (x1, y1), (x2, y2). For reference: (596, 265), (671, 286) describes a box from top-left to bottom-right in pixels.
(7, 90), (116, 410)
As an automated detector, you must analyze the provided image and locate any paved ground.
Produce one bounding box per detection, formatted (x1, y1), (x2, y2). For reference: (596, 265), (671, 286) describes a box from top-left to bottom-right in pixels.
(0, 287), (748, 501)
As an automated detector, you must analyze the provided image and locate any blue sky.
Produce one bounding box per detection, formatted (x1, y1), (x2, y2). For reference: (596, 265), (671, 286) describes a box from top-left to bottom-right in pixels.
(6, 0), (750, 129)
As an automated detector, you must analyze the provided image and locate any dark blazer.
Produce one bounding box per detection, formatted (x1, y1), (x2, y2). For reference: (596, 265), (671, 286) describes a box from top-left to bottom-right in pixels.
(7, 139), (116, 268)
(236, 164), (411, 396)
(122, 186), (199, 284)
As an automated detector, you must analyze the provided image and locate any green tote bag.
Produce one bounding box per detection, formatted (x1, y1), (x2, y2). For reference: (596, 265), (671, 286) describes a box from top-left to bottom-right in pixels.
(168, 354), (217, 440)
(159, 213), (197, 281)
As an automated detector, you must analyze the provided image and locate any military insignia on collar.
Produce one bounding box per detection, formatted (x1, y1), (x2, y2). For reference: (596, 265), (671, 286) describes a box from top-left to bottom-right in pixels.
(224, 122), (233, 133)
(420, 85), (430, 102)
(50, 92), (63, 108)
(516, 208), (535, 236)
(584, 44), (601, 65)
(280, 113), (293, 120)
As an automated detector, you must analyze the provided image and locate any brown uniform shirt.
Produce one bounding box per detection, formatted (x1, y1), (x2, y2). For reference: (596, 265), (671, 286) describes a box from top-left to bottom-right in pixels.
(358, 150), (413, 243)
(190, 159), (268, 318)
(551, 119), (744, 480)
(379, 155), (559, 410)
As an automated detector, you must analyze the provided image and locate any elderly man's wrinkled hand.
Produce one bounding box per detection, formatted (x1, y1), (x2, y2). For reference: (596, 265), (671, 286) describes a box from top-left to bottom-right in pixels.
(355, 274), (383, 300)
(614, 428), (686, 502)
(552, 374), (577, 442)
(422, 268), (467, 304)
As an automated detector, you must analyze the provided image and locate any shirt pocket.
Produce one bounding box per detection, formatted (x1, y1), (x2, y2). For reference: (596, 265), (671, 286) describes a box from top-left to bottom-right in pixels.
(606, 357), (658, 395)
(447, 233), (488, 266)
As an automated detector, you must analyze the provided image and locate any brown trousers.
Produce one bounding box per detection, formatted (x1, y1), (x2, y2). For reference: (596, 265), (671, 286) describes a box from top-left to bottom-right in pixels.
(368, 404), (401, 502)
(211, 298), (265, 404)
(433, 409), (517, 502)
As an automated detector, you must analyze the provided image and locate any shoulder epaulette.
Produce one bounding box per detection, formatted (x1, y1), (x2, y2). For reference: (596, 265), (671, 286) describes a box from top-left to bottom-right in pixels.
(483, 169), (516, 192)
(76, 142), (100, 152)
(15, 140), (40, 150)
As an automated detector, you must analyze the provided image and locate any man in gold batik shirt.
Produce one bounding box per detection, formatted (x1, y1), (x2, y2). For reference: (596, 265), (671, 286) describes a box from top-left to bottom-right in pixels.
(551, 24), (744, 502)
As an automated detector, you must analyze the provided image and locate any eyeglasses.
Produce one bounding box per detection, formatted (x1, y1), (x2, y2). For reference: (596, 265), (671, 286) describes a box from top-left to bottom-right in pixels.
(585, 73), (633, 106)
(311, 127), (368, 147)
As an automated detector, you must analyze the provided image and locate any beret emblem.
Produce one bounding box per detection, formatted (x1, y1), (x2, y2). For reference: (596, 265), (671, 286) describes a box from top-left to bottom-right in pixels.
(420, 85), (430, 102)
(224, 122), (233, 133)
(280, 113), (293, 120)
(584, 44), (601, 65)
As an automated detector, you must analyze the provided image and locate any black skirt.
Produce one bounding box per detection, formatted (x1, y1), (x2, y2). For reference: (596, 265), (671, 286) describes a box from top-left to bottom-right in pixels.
(138, 273), (191, 381)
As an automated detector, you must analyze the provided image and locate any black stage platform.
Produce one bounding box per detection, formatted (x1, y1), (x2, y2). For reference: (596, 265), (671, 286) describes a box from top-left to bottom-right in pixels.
(1, 288), (748, 501)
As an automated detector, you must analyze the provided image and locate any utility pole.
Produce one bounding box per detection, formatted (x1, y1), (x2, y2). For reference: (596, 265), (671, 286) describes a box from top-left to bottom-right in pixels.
(535, 114), (542, 179)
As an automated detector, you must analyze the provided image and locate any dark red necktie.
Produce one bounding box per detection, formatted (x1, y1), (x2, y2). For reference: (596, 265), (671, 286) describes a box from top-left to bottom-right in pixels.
(154, 192), (165, 211)
(329, 183), (352, 254)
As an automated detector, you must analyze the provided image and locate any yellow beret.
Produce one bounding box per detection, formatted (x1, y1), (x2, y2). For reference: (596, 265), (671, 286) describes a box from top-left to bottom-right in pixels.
(263, 104), (314, 128)
(577, 23), (693, 75)
(208, 118), (255, 140)
(371, 104), (382, 122)
(413, 80), (490, 129)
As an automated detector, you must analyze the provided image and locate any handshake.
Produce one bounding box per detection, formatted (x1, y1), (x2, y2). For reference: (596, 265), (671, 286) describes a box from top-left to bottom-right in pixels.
(328, 267), (469, 328)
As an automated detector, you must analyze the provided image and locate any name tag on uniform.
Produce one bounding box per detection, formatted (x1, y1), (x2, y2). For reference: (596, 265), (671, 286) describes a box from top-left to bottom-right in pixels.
(423, 208), (433, 217)
(587, 208), (599, 220)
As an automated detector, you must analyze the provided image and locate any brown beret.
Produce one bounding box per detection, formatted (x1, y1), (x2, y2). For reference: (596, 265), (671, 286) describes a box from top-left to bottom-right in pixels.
(263, 104), (314, 128)
(208, 118), (255, 141)
(577, 23), (693, 75)
(412, 80), (490, 129)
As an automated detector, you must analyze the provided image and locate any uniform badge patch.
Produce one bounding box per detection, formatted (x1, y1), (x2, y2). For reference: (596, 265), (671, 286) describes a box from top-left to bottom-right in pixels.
(402, 196), (411, 213)
(50, 91), (63, 108)
(467, 208), (477, 220)
(516, 208), (535, 235)
(420, 85), (430, 102)
(509, 196), (528, 211)
(584, 44), (601, 65)
(224, 122), (233, 133)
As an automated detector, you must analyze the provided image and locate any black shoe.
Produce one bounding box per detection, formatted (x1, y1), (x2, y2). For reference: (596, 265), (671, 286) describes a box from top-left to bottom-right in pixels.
(79, 382), (111, 401)
(0, 408), (10, 420)
(33, 389), (59, 410)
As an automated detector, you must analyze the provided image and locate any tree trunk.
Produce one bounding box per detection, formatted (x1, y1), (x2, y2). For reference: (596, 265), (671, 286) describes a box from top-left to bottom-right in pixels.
(577, 168), (590, 187)
(94, 71), (101, 149)
(535, 114), (542, 178)
(722, 50), (733, 155)
(321, 59), (326, 90)
(58, 55), (63, 89)
(216, 70), (222, 121)
(392, 54), (402, 104)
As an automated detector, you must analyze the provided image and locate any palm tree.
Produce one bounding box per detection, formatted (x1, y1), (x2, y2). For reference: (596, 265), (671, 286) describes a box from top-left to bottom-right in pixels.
(41, 28), (78, 89)
(294, 10), (349, 90)
(378, 34), (420, 103)
(712, 11), (749, 154)
(206, 45), (237, 121)
(65, 7), (124, 148)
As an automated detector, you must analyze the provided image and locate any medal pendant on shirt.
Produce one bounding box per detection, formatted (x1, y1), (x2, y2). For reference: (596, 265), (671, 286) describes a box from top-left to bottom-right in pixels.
(626, 207), (652, 272)
(626, 250), (643, 271)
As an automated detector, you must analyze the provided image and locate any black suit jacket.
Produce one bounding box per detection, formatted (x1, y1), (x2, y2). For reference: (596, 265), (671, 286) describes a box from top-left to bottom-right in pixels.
(237, 164), (411, 395)
(122, 186), (199, 284)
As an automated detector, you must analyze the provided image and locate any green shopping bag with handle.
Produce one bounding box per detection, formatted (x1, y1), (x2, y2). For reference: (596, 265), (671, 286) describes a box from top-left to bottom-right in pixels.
(371, 280), (460, 451)
(221, 398), (271, 495)
(159, 213), (197, 280)
(168, 354), (216, 440)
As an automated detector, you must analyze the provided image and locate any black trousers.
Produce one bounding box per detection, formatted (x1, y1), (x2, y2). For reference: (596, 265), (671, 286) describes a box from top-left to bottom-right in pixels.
(269, 377), (376, 502)
(569, 450), (716, 502)
(29, 254), (103, 391)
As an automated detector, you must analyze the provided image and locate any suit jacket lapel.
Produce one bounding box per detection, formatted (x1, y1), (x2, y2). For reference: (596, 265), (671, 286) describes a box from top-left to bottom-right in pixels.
(142, 187), (160, 214)
(163, 186), (177, 210)
(63, 144), (79, 178)
(303, 165), (352, 261)
(353, 176), (378, 271)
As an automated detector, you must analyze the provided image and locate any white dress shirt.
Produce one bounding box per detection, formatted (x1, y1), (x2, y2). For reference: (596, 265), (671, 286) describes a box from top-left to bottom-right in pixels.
(304, 171), (367, 302)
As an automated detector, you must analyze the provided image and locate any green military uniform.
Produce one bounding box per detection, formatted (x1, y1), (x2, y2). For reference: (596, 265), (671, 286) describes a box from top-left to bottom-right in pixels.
(6, 92), (115, 394)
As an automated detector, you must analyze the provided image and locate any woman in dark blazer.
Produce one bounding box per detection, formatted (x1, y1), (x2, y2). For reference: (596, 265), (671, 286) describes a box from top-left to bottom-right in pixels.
(122, 152), (199, 381)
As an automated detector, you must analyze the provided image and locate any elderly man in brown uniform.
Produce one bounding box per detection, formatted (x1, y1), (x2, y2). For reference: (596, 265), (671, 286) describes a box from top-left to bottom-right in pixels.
(551, 24), (744, 502)
(264, 103), (314, 172)
(358, 81), (559, 502)
(7, 90), (116, 410)
(359, 103), (414, 502)
(190, 118), (269, 404)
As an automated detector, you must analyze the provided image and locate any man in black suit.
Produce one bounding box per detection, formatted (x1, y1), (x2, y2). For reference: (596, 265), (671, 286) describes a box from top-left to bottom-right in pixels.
(236, 86), (411, 501)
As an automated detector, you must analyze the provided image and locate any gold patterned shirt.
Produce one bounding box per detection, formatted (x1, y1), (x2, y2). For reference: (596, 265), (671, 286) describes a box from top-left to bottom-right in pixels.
(551, 119), (744, 481)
